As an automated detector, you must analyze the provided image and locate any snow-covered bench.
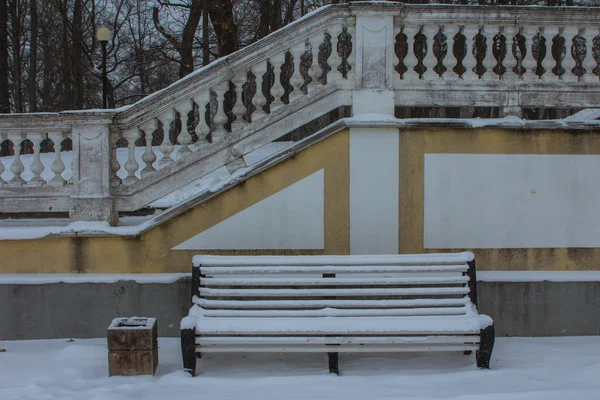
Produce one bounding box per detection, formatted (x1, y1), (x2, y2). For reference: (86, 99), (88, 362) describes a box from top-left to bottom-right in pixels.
(180, 253), (495, 376)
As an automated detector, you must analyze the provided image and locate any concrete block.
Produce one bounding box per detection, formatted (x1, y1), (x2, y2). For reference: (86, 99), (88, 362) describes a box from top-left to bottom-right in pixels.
(107, 317), (158, 376)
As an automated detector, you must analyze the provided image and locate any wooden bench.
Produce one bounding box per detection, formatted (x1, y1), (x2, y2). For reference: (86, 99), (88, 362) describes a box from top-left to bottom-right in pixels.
(180, 253), (495, 376)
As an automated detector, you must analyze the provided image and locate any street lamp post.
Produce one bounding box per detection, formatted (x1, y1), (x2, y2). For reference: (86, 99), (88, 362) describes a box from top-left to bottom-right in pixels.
(96, 27), (112, 109)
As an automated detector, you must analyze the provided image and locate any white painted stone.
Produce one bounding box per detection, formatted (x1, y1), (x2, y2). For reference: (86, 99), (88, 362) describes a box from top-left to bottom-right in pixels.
(349, 127), (399, 254)
(424, 154), (600, 249)
(352, 90), (394, 116)
(173, 170), (324, 250)
(355, 15), (394, 90)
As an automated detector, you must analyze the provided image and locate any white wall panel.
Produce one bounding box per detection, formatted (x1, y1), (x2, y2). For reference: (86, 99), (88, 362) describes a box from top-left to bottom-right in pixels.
(350, 128), (399, 254)
(173, 170), (324, 250)
(424, 154), (600, 248)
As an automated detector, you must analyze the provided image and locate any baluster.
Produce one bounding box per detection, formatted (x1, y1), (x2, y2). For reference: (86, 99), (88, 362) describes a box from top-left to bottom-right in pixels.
(442, 25), (459, 80)
(583, 27), (598, 82)
(141, 121), (157, 177)
(8, 133), (26, 186)
(252, 62), (268, 120)
(521, 26), (539, 81)
(308, 35), (323, 92)
(347, 23), (356, 83)
(502, 26), (518, 80)
(212, 82), (229, 142)
(67, 131), (73, 182)
(482, 26), (498, 81)
(193, 92), (211, 145)
(231, 72), (248, 130)
(0, 134), (6, 185)
(269, 54), (286, 111)
(175, 103), (192, 158)
(109, 130), (122, 186)
(27, 132), (46, 186)
(158, 113), (174, 168)
(461, 25), (478, 81)
(561, 27), (579, 82)
(541, 26), (559, 82)
(422, 25), (439, 80)
(403, 25), (419, 80)
(289, 44), (306, 101)
(122, 128), (140, 185)
(48, 132), (66, 187)
(328, 25), (344, 84)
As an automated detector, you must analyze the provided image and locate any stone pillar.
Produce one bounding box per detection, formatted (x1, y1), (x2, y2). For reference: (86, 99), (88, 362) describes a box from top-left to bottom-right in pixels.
(70, 120), (117, 226)
(352, 14), (395, 116)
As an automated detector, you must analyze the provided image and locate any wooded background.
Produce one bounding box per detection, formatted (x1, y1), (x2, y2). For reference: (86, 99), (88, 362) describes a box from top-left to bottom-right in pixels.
(0, 0), (597, 114)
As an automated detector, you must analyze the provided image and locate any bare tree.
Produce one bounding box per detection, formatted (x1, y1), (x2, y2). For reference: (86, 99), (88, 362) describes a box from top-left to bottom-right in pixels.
(0, 0), (9, 113)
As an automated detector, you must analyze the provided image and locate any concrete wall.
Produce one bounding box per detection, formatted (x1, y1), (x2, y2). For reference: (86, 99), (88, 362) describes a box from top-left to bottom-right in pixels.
(1, 280), (598, 340)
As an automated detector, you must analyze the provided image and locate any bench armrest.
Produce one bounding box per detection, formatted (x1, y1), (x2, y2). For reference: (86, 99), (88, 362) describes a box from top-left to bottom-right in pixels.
(181, 316), (197, 331)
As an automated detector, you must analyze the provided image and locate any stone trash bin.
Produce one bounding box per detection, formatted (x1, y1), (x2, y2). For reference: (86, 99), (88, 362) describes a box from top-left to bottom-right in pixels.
(107, 317), (158, 376)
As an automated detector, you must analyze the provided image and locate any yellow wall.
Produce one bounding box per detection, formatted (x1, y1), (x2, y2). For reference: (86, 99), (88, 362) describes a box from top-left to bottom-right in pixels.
(0, 130), (350, 273)
(398, 127), (600, 270)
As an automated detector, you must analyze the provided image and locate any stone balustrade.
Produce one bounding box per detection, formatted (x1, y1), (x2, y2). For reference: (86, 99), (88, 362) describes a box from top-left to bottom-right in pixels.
(0, 3), (599, 224)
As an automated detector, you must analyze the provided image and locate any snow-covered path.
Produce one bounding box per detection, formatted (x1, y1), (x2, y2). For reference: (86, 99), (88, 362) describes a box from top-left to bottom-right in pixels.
(1, 337), (599, 400)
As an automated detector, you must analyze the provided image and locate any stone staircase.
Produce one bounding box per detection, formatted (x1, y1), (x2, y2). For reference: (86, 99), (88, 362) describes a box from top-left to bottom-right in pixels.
(0, 2), (599, 225)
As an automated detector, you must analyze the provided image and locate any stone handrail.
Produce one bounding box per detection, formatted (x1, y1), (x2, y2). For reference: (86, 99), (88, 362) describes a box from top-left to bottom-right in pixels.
(1, 3), (600, 224)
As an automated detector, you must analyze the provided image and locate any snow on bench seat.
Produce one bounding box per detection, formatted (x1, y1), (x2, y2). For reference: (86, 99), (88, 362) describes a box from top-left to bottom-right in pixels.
(201, 276), (470, 286)
(193, 315), (493, 336)
(193, 296), (472, 309)
(189, 305), (472, 318)
(193, 252), (475, 267)
(197, 265), (469, 274)
(199, 286), (470, 298)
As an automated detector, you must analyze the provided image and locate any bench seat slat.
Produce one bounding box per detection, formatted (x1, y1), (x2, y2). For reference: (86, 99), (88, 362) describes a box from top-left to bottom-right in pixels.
(194, 297), (471, 309)
(201, 276), (469, 287)
(193, 306), (470, 318)
(196, 335), (478, 345)
(199, 286), (469, 298)
(194, 315), (493, 335)
(195, 344), (480, 353)
(199, 265), (468, 275)
(193, 253), (474, 267)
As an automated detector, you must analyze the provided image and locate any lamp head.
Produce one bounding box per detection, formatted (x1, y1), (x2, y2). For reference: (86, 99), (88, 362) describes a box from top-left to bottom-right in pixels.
(96, 27), (112, 42)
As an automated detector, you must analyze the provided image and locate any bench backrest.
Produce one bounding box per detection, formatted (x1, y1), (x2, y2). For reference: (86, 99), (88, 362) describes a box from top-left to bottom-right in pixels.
(191, 253), (478, 318)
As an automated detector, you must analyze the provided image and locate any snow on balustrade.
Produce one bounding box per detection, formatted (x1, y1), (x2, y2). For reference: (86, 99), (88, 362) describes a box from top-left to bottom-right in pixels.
(107, 20), (354, 190)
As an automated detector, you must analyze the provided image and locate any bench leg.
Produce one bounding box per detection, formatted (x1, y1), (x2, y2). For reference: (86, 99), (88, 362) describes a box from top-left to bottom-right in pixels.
(476, 324), (495, 369)
(328, 352), (339, 375)
(181, 328), (197, 376)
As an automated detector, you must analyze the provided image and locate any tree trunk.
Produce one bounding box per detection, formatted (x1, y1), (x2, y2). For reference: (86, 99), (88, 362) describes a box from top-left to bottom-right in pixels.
(72, 0), (84, 109)
(209, 0), (238, 57)
(0, 0), (9, 113)
(28, 0), (37, 112)
(203, 0), (209, 66)
(180, 0), (203, 77)
(40, 20), (53, 112)
(59, 1), (72, 110)
(9, 0), (23, 113)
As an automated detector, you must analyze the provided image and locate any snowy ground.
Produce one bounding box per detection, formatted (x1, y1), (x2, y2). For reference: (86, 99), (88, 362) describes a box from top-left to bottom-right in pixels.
(0, 337), (599, 400)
